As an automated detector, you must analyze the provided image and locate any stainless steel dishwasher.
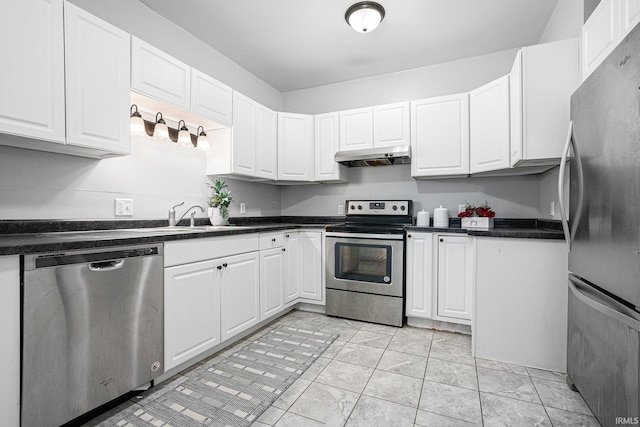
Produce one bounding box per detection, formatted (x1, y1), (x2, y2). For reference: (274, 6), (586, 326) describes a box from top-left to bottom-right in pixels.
(22, 244), (164, 427)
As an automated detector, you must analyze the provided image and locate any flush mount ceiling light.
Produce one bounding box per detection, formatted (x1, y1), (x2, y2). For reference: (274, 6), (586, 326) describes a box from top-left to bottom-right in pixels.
(345, 1), (385, 33)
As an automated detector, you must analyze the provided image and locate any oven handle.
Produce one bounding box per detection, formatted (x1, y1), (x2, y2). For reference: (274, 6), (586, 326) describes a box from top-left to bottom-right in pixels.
(325, 232), (404, 240)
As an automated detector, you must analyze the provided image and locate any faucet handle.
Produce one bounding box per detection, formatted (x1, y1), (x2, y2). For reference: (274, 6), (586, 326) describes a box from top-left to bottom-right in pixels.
(190, 211), (197, 227)
(170, 201), (185, 213)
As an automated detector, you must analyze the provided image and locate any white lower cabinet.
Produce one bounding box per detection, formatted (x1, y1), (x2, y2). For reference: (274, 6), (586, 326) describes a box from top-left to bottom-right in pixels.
(405, 232), (434, 318)
(405, 232), (473, 326)
(260, 241), (285, 320)
(436, 235), (474, 323)
(283, 230), (324, 304)
(0, 256), (20, 427)
(164, 259), (221, 371)
(220, 252), (260, 341)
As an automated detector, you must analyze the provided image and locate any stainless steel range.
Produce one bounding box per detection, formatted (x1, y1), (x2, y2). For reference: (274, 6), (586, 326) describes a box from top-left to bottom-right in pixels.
(325, 200), (412, 327)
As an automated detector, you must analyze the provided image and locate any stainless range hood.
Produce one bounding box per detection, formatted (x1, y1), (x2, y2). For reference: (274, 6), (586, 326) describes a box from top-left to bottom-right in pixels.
(334, 145), (411, 167)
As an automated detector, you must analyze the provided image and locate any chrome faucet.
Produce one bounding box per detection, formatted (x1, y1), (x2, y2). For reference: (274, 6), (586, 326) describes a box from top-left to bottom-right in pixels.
(168, 202), (205, 227)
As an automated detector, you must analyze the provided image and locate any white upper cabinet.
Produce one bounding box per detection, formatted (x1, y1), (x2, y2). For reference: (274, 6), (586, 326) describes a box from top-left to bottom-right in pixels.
(314, 112), (348, 183)
(338, 103), (410, 152)
(278, 112), (314, 181)
(231, 91), (258, 177)
(509, 39), (579, 168)
(373, 102), (410, 147)
(0, 0), (65, 144)
(256, 104), (278, 180)
(582, 0), (640, 81)
(411, 94), (469, 178)
(469, 75), (511, 174)
(131, 37), (191, 110)
(65, 2), (130, 155)
(190, 68), (233, 125)
(339, 107), (373, 151)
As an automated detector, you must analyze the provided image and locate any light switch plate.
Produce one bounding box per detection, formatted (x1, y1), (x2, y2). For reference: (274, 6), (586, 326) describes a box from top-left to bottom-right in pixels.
(240, 202), (246, 214)
(338, 204), (344, 215)
(115, 198), (133, 216)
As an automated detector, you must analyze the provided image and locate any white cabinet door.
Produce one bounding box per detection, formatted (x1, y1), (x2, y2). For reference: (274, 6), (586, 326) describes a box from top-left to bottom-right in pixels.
(220, 251), (260, 341)
(510, 39), (579, 167)
(582, 0), (620, 81)
(339, 107), (373, 151)
(315, 112), (348, 182)
(0, 256), (20, 427)
(231, 92), (257, 177)
(190, 69), (233, 125)
(164, 259), (221, 371)
(64, 3), (130, 155)
(298, 231), (323, 301)
(131, 37), (191, 110)
(411, 94), (469, 178)
(0, 0), (65, 144)
(373, 102), (410, 148)
(278, 112), (314, 181)
(470, 75), (511, 174)
(260, 247), (285, 320)
(256, 104), (278, 180)
(622, 0), (640, 34)
(437, 235), (473, 323)
(405, 232), (434, 319)
(283, 231), (301, 303)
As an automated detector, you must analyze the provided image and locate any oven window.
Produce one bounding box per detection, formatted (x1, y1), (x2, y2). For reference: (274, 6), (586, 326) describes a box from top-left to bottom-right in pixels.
(335, 243), (392, 284)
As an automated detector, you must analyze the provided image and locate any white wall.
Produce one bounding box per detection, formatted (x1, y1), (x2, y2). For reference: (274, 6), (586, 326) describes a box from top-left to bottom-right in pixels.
(282, 49), (517, 114)
(282, 165), (540, 219)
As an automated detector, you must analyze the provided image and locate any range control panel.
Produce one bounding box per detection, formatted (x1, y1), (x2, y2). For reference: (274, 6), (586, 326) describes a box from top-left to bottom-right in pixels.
(345, 200), (412, 216)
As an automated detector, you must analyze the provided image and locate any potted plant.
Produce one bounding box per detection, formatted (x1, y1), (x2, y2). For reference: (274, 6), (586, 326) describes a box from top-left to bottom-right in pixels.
(458, 201), (496, 229)
(207, 178), (233, 226)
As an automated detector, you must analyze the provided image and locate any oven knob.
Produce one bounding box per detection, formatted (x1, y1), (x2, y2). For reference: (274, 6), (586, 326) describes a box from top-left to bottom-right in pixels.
(392, 205), (398, 211)
(400, 205), (406, 211)
(358, 205), (363, 210)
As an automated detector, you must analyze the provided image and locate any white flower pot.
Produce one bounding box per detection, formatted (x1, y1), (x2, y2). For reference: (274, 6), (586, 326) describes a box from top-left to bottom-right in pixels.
(461, 217), (494, 230)
(208, 207), (225, 226)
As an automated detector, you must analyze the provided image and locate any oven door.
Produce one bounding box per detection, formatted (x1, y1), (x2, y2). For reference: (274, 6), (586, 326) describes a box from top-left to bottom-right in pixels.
(326, 232), (404, 297)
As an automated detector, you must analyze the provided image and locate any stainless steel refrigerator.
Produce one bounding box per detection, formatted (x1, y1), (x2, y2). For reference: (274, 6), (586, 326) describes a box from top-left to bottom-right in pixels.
(559, 23), (640, 427)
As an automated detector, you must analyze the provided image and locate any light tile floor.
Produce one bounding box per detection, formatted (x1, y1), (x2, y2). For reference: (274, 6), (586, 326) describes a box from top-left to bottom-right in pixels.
(88, 309), (600, 426)
(252, 310), (600, 427)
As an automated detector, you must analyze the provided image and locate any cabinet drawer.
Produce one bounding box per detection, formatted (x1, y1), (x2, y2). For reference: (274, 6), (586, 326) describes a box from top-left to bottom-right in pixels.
(259, 232), (284, 249)
(165, 234), (259, 267)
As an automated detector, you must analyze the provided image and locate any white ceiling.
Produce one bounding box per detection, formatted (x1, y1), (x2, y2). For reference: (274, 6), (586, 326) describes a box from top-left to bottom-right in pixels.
(138, 0), (559, 92)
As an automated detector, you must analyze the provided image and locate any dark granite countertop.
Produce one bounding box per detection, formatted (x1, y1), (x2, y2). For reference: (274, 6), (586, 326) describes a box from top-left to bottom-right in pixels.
(405, 218), (565, 240)
(0, 217), (564, 256)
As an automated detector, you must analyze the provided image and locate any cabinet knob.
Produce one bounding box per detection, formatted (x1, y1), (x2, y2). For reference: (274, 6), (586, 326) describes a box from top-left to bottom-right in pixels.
(217, 265), (222, 270)
(407, 234), (412, 238)
(440, 238), (444, 242)
(222, 263), (228, 268)
(282, 248), (286, 252)
(272, 238), (276, 242)
(285, 234), (290, 238)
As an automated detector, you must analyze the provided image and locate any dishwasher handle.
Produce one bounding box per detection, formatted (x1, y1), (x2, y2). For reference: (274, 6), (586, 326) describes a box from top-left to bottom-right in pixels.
(88, 259), (124, 272)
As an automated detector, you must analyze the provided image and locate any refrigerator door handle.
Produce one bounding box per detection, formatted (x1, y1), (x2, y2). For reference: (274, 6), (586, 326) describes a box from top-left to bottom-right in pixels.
(569, 276), (640, 330)
(558, 121), (585, 250)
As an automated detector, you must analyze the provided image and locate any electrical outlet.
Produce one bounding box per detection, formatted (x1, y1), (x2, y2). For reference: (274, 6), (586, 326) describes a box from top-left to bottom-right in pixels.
(240, 202), (246, 214)
(550, 201), (555, 217)
(458, 204), (466, 214)
(338, 204), (344, 215)
(115, 198), (133, 216)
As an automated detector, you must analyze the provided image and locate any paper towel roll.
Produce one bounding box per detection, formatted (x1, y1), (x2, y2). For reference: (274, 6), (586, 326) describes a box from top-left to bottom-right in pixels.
(416, 210), (430, 227)
(433, 205), (449, 228)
